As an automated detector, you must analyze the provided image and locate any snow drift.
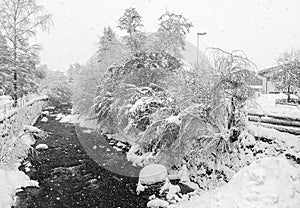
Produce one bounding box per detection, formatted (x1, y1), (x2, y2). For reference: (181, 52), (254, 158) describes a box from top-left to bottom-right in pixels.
(173, 157), (300, 208)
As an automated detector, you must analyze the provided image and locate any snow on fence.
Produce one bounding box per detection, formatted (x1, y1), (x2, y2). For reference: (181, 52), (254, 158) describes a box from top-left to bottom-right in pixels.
(0, 94), (38, 116)
(0, 94), (46, 123)
(248, 111), (300, 135)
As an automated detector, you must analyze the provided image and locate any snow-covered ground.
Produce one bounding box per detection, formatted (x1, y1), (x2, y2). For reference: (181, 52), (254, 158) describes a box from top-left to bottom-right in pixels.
(250, 93), (300, 119)
(172, 157), (300, 208)
(0, 125), (43, 208)
(0, 167), (39, 208)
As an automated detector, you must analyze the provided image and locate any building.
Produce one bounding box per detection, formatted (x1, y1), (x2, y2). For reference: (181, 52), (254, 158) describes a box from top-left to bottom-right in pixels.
(257, 66), (279, 94)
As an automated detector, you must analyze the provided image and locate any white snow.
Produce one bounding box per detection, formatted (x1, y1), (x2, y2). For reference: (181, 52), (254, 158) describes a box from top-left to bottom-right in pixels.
(41, 117), (48, 122)
(250, 93), (300, 119)
(23, 125), (42, 133)
(55, 113), (64, 120)
(59, 114), (79, 123)
(248, 123), (300, 150)
(20, 133), (35, 146)
(35, 144), (49, 150)
(127, 145), (156, 166)
(178, 165), (200, 190)
(147, 198), (169, 208)
(165, 115), (182, 125)
(173, 157), (300, 208)
(82, 129), (93, 133)
(41, 111), (50, 116)
(139, 164), (168, 185)
(0, 167), (38, 208)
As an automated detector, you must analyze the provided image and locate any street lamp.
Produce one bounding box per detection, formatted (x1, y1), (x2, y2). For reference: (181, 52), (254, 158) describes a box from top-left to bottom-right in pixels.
(197, 32), (206, 67)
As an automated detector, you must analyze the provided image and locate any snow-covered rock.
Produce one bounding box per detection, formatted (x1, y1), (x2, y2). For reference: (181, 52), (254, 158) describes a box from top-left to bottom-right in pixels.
(41, 117), (48, 122)
(21, 134), (35, 146)
(173, 157), (300, 208)
(55, 113), (64, 121)
(127, 145), (156, 166)
(23, 125), (42, 133)
(0, 168), (38, 208)
(139, 164), (168, 185)
(41, 111), (50, 116)
(147, 198), (169, 208)
(166, 115), (182, 125)
(35, 144), (48, 150)
(178, 165), (200, 191)
(59, 114), (79, 123)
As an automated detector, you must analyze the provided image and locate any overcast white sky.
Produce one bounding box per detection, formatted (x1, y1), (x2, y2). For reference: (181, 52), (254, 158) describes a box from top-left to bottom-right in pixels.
(36, 0), (300, 71)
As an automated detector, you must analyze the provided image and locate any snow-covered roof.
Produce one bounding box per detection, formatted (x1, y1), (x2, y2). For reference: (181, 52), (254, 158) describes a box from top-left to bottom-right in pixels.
(258, 66), (280, 77)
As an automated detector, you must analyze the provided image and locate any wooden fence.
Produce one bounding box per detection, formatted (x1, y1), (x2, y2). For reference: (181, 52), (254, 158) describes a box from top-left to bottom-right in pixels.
(248, 111), (300, 135)
(0, 94), (38, 116)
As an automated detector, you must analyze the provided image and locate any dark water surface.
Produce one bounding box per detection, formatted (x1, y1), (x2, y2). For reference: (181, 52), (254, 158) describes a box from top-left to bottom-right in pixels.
(16, 105), (149, 208)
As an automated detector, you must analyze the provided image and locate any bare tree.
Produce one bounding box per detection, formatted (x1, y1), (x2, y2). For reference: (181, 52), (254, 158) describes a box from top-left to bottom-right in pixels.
(0, 0), (52, 105)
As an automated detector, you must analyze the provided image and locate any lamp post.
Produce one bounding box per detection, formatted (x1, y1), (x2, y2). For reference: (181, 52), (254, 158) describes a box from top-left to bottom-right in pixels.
(197, 32), (206, 67)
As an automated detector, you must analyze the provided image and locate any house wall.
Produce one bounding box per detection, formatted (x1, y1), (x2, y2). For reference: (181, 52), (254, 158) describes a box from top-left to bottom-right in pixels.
(260, 76), (277, 93)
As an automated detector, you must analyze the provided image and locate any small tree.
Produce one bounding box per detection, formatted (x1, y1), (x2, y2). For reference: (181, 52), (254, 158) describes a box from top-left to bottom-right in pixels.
(118, 7), (145, 52)
(0, 0), (52, 105)
(271, 50), (300, 102)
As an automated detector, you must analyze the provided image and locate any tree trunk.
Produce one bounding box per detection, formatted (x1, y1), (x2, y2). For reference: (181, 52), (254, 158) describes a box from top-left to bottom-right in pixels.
(287, 85), (291, 103)
(13, 13), (17, 107)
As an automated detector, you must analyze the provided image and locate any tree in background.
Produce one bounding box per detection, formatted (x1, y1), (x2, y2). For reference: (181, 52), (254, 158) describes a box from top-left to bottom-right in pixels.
(67, 62), (81, 83)
(72, 27), (128, 116)
(271, 50), (300, 102)
(0, 33), (12, 93)
(118, 7), (146, 52)
(41, 69), (72, 107)
(0, 0), (52, 105)
(148, 12), (193, 59)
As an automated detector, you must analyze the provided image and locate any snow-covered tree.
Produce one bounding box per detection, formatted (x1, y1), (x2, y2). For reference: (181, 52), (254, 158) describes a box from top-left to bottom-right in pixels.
(0, 0), (52, 104)
(73, 28), (128, 115)
(118, 7), (146, 52)
(93, 51), (181, 134)
(67, 63), (81, 83)
(0, 33), (12, 93)
(41, 69), (72, 107)
(271, 50), (300, 102)
(147, 12), (193, 59)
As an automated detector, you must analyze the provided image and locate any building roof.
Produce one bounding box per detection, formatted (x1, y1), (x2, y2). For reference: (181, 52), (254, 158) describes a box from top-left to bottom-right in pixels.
(258, 66), (280, 77)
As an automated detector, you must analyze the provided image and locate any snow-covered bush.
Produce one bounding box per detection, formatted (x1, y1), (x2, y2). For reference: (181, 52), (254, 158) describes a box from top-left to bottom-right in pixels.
(93, 51), (181, 135)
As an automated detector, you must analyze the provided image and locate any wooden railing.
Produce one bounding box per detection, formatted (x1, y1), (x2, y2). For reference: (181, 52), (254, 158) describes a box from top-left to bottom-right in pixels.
(0, 94), (38, 115)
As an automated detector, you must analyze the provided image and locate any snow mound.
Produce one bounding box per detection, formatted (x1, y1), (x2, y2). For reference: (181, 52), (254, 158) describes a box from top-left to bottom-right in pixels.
(147, 198), (169, 208)
(174, 157), (300, 208)
(0, 168), (38, 208)
(139, 164), (168, 185)
(35, 144), (48, 150)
